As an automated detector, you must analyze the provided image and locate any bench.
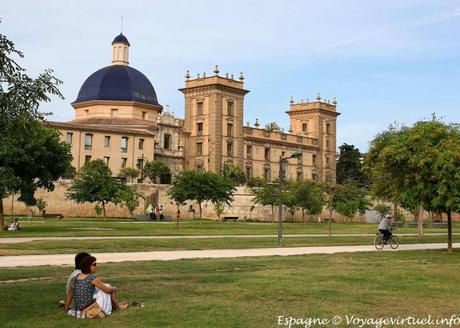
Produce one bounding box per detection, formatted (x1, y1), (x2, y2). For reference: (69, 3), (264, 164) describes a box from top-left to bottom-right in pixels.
(432, 221), (448, 228)
(408, 222), (427, 228)
(42, 213), (64, 219)
(322, 218), (335, 223)
(223, 216), (239, 222)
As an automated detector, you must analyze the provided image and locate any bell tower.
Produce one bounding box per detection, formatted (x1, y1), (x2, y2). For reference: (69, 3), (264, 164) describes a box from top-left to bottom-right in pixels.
(287, 94), (340, 181)
(180, 67), (249, 173)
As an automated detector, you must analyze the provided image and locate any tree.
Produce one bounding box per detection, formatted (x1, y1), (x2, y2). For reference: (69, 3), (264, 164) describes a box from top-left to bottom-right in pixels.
(249, 177), (279, 222)
(365, 119), (460, 251)
(144, 160), (171, 184)
(336, 143), (369, 187)
(213, 202), (225, 220)
(333, 183), (370, 222)
(264, 122), (282, 132)
(117, 185), (144, 218)
(35, 198), (47, 215)
(168, 170), (235, 219)
(0, 119), (72, 230)
(0, 32), (69, 230)
(282, 180), (298, 220)
(222, 163), (246, 185)
(67, 160), (120, 218)
(118, 167), (140, 183)
(293, 180), (325, 223)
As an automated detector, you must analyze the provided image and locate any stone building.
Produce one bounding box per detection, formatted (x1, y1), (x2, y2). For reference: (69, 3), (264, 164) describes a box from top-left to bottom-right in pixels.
(50, 33), (339, 182)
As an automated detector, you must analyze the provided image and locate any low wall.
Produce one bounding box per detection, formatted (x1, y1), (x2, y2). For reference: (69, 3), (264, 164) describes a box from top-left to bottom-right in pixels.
(4, 181), (455, 222)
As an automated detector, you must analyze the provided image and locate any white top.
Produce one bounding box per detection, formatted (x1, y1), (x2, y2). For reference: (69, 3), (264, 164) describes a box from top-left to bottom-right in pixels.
(66, 269), (81, 293)
(378, 217), (390, 230)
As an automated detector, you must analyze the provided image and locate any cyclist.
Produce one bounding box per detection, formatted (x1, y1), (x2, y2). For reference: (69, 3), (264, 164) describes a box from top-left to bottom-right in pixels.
(378, 214), (392, 244)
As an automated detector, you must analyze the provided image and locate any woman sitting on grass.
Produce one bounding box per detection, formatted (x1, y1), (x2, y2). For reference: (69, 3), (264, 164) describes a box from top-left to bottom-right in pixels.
(69, 255), (128, 317)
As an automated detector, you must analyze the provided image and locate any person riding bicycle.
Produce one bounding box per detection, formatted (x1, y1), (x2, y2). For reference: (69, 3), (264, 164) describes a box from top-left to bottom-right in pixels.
(378, 214), (392, 244)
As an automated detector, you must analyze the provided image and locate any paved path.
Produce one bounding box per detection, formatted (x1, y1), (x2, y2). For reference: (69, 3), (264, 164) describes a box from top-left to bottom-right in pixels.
(0, 243), (457, 268)
(0, 233), (457, 244)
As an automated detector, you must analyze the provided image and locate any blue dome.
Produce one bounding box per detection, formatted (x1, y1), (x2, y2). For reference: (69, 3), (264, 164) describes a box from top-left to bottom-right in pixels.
(112, 33), (130, 46)
(73, 65), (161, 107)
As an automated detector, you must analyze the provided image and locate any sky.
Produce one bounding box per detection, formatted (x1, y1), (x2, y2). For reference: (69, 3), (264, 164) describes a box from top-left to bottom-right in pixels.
(2, 0), (460, 151)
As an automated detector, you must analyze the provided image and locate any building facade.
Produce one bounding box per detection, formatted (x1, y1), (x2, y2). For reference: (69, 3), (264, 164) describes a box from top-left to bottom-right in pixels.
(52, 33), (339, 183)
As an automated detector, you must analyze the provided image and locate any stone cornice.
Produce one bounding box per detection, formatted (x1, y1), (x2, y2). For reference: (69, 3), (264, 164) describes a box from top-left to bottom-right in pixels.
(286, 108), (341, 117)
(71, 100), (163, 111)
(243, 135), (319, 151)
(179, 84), (250, 96)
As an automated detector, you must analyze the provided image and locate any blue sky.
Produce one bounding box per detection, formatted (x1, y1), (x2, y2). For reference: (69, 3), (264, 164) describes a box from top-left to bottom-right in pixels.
(2, 0), (460, 151)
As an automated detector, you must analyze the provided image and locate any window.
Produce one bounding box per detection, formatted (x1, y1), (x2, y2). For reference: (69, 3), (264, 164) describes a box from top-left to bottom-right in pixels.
(66, 132), (73, 145)
(139, 138), (144, 150)
(121, 137), (129, 152)
(197, 102), (203, 116)
(264, 147), (270, 161)
(326, 156), (330, 165)
(164, 134), (171, 150)
(84, 134), (92, 150)
(227, 123), (233, 137)
(297, 153), (303, 165)
(312, 172), (318, 181)
(111, 108), (118, 118)
(196, 142), (203, 155)
(264, 168), (271, 181)
(297, 171), (303, 181)
(85, 155), (92, 163)
(312, 154), (317, 165)
(326, 139), (330, 150)
(227, 142), (233, 157)
(136, 158), (144, 170)
(103, 156), (110, 166)
(142, 111), (147, 119)
(302, 122), (308, 133)
(84, 109), (89, 116)
(104, 136), (110, 148)
(326, 123), (331, 134)
(121, 158), (127, 168)
(245, 167), (252, 180)
(197, 122), (203, 135)
(246, 145), (252, 158)
(227, 102), (234, 116)
(196, 163), (204, 171)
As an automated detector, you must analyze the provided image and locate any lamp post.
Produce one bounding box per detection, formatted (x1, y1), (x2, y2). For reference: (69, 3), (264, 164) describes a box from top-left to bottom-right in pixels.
(278, 150), (302, 247)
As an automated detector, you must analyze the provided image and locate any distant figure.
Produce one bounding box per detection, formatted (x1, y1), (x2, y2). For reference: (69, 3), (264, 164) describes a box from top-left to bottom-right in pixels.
(7, 218), (20, 231)
(378, 214), (392, 243)
(27, 208), (33, 221)
(146, 204), (154, 221)
(159, 205), (164, 221)
(155, 205), (161, 222)
(317, 216), (321, 223)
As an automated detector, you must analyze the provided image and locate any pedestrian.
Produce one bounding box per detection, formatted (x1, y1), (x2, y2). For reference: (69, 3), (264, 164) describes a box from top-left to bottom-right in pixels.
(159, 205), (164, 221)
(155, 205), (161, 222)
(146, 203), (154, 221)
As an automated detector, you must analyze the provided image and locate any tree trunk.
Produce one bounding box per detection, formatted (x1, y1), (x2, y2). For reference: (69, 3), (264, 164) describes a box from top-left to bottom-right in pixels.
(417, 205), (424, 237)
(271, 205), (275, 223)
(447, 210), (453, 253)
(0, 197), (4, 231)
(102, 201), (106, 219)
(392, 200), (398, 220)
(328, 209), (333, 237)
(302, 208), (305, 224)
(198, 202), (202, 220)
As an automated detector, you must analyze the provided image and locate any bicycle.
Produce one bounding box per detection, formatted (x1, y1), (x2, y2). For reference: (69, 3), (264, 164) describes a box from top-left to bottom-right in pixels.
(374, 228), (399, 250)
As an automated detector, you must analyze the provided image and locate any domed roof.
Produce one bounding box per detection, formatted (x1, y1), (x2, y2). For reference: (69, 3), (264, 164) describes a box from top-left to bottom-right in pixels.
(112, 33), (130, 46)
(73, 65), (161, 107)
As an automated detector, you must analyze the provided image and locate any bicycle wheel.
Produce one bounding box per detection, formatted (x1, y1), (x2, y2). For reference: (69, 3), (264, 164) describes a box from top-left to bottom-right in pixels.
(374, 235), (385, 250)
(389, 235), (399, 249)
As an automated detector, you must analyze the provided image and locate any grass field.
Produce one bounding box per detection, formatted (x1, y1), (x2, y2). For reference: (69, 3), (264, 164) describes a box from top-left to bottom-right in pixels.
(0, 218), (457, 238)
(0, 235), (454, 256)
(0, 250), (459, 327)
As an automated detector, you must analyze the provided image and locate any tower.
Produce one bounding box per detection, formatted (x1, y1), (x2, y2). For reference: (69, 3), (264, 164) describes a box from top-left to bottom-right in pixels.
(180, 68), (249, 172)
(287, 95), (340, 181)
(112, 33), (130, 66)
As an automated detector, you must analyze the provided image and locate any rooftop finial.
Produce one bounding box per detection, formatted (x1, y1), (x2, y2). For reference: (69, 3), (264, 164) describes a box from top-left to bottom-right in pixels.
(239, 72), (244, 81)
(290, 96), (294, 104)
(214, 65), (220, 75)
(332, 97), (337, 105)
(225, 73), (229, 78)
(197, 73), (200, 78)
(246, 121), (250, 127)
(230, 74), (234, 80)
(203, 72), (206, 78)
(316, 93), (321, 101)
(254, 118), (260, 127)
(185, 70), (190, 81)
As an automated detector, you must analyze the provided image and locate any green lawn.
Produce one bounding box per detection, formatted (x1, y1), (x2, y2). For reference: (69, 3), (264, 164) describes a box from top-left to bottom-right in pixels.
(0, 250), (459, 327)
(0, 235), (454, 256)
(1, 218), (457, 238)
